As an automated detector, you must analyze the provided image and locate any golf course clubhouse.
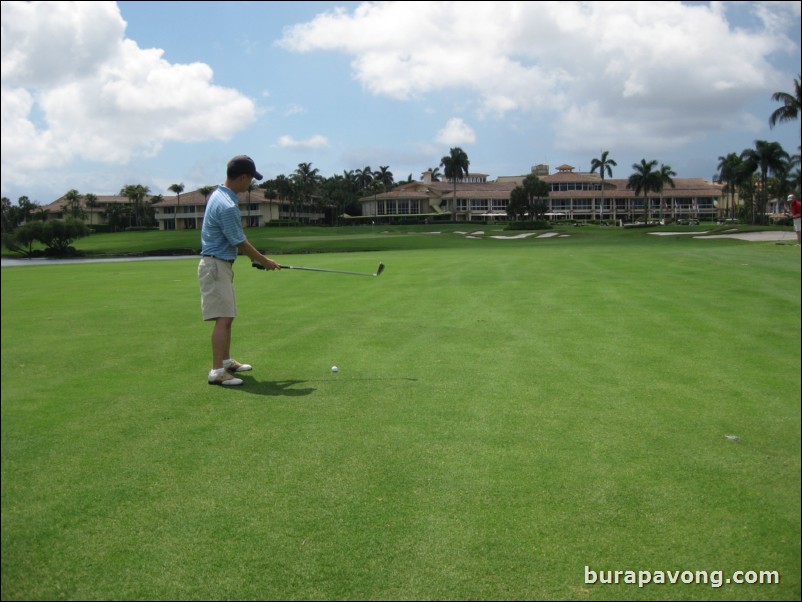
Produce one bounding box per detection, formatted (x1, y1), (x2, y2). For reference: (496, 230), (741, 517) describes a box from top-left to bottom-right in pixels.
(43, 163), (726, 229)
(358, 164), (725, 223)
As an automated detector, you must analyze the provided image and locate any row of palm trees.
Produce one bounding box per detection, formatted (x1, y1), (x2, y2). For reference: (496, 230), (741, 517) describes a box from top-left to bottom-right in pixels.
(717, 141), (796, 224)
(585, 139), (797, 226)
(4, 78), (799, 231)
(580, 76), (801, 225)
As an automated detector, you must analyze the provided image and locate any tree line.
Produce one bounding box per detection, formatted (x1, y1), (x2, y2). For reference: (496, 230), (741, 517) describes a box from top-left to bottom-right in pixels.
(2, 77), (800, 254)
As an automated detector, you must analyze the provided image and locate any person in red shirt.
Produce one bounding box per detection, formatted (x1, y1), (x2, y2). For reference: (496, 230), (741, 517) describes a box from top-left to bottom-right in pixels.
(786, 194), (801, 246)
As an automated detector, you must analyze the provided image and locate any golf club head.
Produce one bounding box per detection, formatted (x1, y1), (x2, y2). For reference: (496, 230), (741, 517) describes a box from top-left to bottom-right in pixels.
(375, 263), (385, 276)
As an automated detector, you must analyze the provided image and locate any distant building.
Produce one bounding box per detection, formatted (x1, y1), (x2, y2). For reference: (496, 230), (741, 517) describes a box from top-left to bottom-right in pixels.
(358, 164), (725, 223)
(43, 187), (322, 230)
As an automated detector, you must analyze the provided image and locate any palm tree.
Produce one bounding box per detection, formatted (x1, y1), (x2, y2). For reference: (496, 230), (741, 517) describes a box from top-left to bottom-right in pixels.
(292, 162), (322, 223)
(507, 186), (528, 222)
(371, 166), (394, 217)
(341, 170), (356, 189)
(521, 173), (550, 221)
(169, 183), (184, 229)
(717, 153), (744, 220)
(194, 185), (216, 229)
(63, 189), (83, 220)
(375, 165), (394, 191)
(769, 74), (801, 150)
(787, 152), (802, 196)
(626, 159), (660, 223)
(119, 184), (150, 227)
(83, 193), (98, 227)
(440, 147), (470, 222)
(354, 166), (374, 192)
(269, 175), (294, 223)
(590, 151), (617, 222)
(740, 140), (790, 224)
(426, 167), (442, 181)
(262, 187), (278, 224)
(245, 182), (256, 226)
(198, 186), (215, 204)
(657, 164), (676, 221)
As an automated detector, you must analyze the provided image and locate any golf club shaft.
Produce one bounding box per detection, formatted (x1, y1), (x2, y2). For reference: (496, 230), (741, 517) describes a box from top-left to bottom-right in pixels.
(252, 261), (382, 277)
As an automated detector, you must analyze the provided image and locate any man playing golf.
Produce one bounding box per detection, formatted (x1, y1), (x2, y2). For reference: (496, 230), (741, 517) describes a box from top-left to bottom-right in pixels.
(198, 155), (280, 386)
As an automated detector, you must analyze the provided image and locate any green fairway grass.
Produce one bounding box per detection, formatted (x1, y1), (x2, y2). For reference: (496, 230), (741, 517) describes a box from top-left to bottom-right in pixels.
(2, 228), (800, 600)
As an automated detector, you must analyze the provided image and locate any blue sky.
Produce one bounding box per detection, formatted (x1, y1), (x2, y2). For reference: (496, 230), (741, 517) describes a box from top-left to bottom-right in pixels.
(2, 1), (800, 205)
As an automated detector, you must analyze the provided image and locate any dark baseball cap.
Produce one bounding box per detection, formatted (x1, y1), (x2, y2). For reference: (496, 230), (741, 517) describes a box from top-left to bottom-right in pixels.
(227, 155), (263, 180)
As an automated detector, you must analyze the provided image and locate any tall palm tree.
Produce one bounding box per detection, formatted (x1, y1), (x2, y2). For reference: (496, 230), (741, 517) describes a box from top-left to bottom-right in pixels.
(657, 164), (676, 220)
(626, 159), (660, 223)
(341, 170), (356, 189)
(245, 182), (256, 225)
(270, 175), (294, 223)
(717, 153), (744, 219)
(83, 193), (98, 227)
(769, 74), (801, 150)
(740, 140), (790, 224)
(168, 183), (184, 229)
(440, 147), (470, 222)
(589, 151), (616, 221)
(354, 166), (374, 192)
(375, 165), (394, 191)
(292, 162), (322, 223)
(262, 187), (278, 224)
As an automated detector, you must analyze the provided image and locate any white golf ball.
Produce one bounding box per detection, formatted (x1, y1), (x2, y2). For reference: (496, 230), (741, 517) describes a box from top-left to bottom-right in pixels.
(331, 366), (339, 373)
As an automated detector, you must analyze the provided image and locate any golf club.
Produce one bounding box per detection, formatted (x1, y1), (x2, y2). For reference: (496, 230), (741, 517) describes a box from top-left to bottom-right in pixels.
(253, 261), (385, 277)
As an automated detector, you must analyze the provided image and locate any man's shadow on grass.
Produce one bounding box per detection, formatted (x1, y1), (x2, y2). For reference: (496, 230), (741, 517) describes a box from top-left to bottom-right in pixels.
(238, 377), (316, 397)
(235, 376), (417, 397)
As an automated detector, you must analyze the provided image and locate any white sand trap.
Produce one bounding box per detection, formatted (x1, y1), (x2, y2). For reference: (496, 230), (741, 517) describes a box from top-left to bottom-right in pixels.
(695, 231), (794, 242)
(490, 233), (536, 239)
(488, 231), (569, 240)
(651, 230), (793, 241)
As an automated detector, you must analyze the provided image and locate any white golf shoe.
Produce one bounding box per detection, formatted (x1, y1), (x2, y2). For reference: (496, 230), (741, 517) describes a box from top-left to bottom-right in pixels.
(208, 370), (243, 386)
(225, 359), (252, 372)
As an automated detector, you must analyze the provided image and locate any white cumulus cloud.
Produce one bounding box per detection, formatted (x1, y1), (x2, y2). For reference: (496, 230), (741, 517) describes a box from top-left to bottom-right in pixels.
(278, 0), (799, 155)
(1, 0), (257, 189)
(436, 118), (476, 146)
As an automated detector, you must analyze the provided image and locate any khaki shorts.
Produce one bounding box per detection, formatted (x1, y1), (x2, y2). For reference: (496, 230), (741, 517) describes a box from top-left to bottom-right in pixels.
(198, 256), (237, 320)
(794, 217), (801, 233)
